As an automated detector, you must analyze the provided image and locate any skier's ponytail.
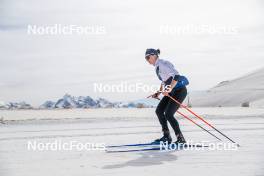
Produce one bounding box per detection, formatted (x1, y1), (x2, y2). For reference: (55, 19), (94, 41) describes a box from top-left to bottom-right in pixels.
(156, 49), (160, 55)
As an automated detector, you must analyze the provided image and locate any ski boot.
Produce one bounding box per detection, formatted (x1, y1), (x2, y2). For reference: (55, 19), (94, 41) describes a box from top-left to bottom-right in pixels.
(175, 133), (186, 144)
(153, 133), (172, 144)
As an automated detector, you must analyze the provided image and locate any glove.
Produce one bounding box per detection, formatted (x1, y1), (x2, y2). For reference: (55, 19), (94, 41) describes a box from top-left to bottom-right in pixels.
(151, 92), (161, 100)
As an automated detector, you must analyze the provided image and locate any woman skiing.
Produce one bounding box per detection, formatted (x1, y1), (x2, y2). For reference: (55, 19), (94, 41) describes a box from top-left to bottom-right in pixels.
(145, 48), (189, 144)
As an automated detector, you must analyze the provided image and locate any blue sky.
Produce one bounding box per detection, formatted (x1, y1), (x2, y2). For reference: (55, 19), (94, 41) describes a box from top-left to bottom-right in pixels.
(0, 0), (264, 105)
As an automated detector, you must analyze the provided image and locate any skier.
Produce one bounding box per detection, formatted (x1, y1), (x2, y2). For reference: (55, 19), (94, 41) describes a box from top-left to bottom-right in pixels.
(145, 48), (189, 144)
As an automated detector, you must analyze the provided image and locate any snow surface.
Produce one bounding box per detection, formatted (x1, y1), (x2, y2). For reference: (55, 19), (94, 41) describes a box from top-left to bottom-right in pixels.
(189, 68), (264, 107)
(0, 108), (264, 176)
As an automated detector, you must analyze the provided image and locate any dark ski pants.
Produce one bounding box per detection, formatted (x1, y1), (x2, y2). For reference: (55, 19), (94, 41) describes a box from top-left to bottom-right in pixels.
(155, 86), (187, 137)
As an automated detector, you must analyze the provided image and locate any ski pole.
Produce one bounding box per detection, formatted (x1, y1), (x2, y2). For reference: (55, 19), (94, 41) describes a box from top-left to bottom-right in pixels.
(146, 94), (221, 141)
(177, 111), (222, 141)
(167, 94), (240, 146)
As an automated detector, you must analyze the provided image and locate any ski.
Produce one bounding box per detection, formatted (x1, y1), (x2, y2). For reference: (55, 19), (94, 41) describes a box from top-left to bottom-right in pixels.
(107, 142), (159, 148)
(106, 146), (161, 153)
(106, 143), (208, 153)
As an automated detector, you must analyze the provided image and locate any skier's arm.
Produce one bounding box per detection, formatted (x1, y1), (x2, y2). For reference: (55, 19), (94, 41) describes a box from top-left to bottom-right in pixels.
(163, 79), (177, 96)
(152, 84), (163, 98)
(169, 79), (177, 91)
(158, 83), (163, 93)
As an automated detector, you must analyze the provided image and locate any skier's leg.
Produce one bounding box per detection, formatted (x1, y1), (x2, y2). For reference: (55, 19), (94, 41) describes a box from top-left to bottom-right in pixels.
(155, 96), (171, 141)
(164, 87), (187, 141)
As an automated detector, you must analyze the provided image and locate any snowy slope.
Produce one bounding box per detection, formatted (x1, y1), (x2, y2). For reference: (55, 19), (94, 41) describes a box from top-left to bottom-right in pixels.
(251, 99), (264, 108)
(189, 68), (264, 107)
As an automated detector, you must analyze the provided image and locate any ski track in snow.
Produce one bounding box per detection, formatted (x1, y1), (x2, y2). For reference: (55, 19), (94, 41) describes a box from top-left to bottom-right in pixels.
(0, 108), (264, 176)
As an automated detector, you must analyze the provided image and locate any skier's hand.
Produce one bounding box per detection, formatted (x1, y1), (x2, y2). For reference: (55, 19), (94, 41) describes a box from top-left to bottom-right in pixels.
(147, 92), (161, 100)
(162, 91), (168, 96)
(162, 84), (172, 96)
(152, 92), (161, 99)
(162, 89), (171, 97)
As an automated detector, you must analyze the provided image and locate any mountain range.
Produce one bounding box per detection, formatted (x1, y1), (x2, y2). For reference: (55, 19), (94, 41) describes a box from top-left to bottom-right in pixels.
(1, 67), (263, 109)
(0, 101), (33, 110)
(0, 94), (154, 109)
(41, 94), (157, 109)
